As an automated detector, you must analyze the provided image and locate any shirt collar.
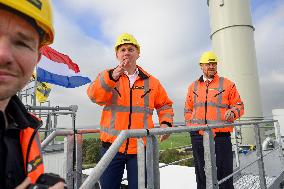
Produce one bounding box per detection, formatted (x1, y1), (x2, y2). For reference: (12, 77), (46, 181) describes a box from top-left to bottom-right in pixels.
(203, 75), (213, 83)
(124, 67), (139, 77)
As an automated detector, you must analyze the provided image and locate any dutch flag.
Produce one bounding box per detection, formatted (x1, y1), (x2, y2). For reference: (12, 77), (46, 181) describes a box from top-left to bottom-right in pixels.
(37, 46), (91, 88)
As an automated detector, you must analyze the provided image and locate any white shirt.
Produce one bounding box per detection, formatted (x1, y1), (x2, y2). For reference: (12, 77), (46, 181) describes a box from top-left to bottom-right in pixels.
(203, 75), (213, 83)
(124, 68), (139, 88)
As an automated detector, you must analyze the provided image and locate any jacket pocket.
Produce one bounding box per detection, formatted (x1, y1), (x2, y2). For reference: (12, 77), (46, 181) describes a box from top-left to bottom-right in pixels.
(141, 89), (151, 98)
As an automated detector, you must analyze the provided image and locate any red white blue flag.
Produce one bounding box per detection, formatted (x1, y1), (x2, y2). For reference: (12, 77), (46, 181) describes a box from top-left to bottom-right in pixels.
(37, 46), (91, 88)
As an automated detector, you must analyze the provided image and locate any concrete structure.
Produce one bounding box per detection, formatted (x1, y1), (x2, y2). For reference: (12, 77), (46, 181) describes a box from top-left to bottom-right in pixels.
(207, 0), (263, 145)
(43, 144), (65, 178)
(272, 109), (284, 144)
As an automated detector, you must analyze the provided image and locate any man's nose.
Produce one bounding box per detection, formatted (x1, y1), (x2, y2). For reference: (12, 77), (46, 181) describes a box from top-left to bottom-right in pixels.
(0, 38), (13, 65)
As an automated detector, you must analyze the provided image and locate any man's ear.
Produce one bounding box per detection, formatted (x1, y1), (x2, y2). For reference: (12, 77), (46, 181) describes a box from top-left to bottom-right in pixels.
(37, 51), (42, 64)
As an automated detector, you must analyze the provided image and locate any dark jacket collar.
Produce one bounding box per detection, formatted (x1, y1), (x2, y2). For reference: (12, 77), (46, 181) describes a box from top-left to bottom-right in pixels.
(198, 74), (218, 82)
(5, 96), (41, 129)
(137, 66), (150, 80)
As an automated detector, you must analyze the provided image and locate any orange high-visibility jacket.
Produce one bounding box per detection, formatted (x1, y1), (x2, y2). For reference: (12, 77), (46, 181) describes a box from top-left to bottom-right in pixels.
(20, 126), (44, 183)
(5, 96), (44, 185)
(87, 66), (174, 154)
(184, 74), (244, 133)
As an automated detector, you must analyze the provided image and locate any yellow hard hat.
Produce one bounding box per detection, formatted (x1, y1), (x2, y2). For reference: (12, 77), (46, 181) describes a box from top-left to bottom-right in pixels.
(114, 33), (140, 53)
(0, 0), (54, 46)
(199, 51), (218, 64)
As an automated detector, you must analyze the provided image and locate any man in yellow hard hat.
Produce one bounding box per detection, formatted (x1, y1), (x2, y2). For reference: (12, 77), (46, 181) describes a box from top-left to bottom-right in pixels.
(184, 51), (244, 189)
(87, 33), (174, 189)
(0, 1), (64, 188)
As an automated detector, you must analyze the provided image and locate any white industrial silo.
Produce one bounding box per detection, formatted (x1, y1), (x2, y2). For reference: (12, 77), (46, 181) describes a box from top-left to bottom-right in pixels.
(207, 0), (263, 145)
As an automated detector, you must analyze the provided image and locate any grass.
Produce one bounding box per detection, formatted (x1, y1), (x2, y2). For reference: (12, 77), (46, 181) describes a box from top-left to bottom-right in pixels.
(41, 132), (191, 151)
(159, 132), (191, 150)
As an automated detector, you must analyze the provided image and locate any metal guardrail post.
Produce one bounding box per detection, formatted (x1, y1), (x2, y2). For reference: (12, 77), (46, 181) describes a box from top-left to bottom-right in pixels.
(137, 138), (146, 189)
(233, 127), (240, 169)
(76, 120), (278, 188)
(203, 129), (218, 189)
(65, 135), (74, 189)
(254, 124), (267, 189)
(152, 135), (160, 189)
(75, 134), (83, 189)
(146, 136), (155, 189)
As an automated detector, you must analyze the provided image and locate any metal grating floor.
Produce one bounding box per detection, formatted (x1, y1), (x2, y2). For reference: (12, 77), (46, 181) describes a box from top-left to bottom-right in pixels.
(234, 174), (275, 189)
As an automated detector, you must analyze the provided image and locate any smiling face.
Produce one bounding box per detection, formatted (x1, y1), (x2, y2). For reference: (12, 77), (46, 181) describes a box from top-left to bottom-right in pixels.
(0, 9), (40, 104)
(200, 62), (217, 79)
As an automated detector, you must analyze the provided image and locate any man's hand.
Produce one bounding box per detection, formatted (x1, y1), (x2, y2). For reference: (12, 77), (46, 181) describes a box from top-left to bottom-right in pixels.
(15, 178), (31, 189)
(159, 124), (171, 142)
(16, 177), (65, 189)
(48, 182), (65, 189)
(225, 110), (235, 121)
(112, 58), (129, 80)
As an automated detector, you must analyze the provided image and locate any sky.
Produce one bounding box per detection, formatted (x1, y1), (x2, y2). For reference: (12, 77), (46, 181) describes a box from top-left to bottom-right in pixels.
(41, 0), (284, 128)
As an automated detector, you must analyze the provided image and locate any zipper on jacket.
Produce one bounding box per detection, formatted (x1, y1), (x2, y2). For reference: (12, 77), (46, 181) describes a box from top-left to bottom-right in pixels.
(124, 78), (134, 154)
(204, 82), (209, 124)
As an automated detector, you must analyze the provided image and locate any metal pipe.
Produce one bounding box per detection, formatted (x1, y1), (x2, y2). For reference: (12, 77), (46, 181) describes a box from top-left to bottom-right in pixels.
(137, 138), (145, 189)
(26, 105), (77, 111)
(41, 130), (77, 149)
(75, 134), (83, 189)
(80, 131), (128, 189)
(203, 130), (218, 189)
(254, 124), (267, 188)
(233, 128), (240, 168)
(65, 135), (74, 188)
(152, 136), (160, 189)
(146, 136), (154, 189)
(79, 120), (277, 188)
(262, 137), (276, 151)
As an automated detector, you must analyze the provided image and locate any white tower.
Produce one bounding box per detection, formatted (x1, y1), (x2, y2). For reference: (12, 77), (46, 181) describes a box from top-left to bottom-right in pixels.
(207, 0), (263, 145)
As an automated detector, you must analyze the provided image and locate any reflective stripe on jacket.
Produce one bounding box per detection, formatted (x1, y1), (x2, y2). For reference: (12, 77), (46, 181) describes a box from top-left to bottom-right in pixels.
(87, 65), (174, 154)
(184, 74), (244, 133)
(20, 126), (44, 183)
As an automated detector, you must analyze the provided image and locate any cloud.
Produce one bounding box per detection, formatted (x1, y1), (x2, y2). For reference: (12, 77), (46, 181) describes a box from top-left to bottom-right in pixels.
(254, 1), (284, 116)
(48, 0), (212, 127)
(40, 1), (284, 128)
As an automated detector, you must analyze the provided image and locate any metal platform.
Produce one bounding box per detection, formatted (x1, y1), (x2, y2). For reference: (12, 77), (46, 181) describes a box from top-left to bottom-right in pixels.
(234, 174), (275, 189)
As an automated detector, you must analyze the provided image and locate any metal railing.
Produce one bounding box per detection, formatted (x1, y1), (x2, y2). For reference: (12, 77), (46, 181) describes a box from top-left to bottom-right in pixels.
(41, 129), (100, 189)
(79, 120), (284, 189)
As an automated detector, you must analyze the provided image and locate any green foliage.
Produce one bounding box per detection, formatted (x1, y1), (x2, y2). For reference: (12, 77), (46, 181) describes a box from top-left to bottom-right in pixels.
(80, 133), (193, 168)
(159, 132), (191, 150)
(82, 138), (101, 165)
(159, 148), (194, 167)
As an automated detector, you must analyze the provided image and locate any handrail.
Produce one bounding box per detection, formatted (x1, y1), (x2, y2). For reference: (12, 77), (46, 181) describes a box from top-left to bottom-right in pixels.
(80, 120), (280, 189)
(41, 129), (100, 149)
(41, 129), (100, 189)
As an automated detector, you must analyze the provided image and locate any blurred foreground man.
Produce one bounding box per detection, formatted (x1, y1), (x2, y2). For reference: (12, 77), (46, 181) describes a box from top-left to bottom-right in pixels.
(0, 1), (64, 188)
(87, 33), (174, 189)
(184, 51), (244, 189)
